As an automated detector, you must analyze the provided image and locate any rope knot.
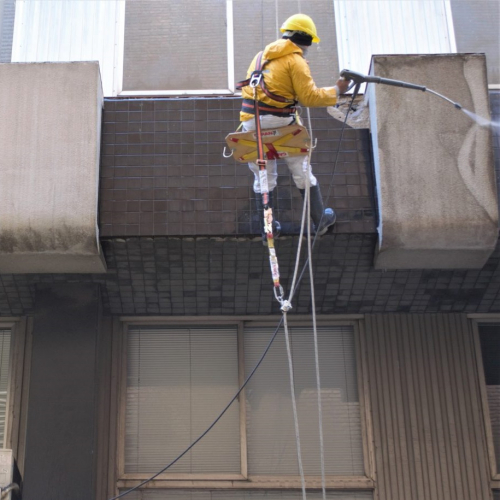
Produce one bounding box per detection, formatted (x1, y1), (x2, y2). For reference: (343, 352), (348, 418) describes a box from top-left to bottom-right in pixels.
(281, 300), (293, 313)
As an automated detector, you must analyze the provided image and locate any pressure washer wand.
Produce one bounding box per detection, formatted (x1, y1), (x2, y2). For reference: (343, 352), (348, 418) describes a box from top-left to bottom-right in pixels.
(340, 69), (427, 91)
(340, 69), (464, 110)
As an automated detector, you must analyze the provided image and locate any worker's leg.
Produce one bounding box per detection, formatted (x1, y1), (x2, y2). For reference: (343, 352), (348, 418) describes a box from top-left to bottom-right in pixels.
(285, 155), (318, 190)
(242, 115), (292, 243)
(286, 155), (337, 235)
(242, 115), (293, 194)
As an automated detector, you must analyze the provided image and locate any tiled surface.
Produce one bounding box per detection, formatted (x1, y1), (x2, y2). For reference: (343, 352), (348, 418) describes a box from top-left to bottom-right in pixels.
(2, 235), (500, 316)
(99, 97), (376, 237)
(1, 95), (498, 318)
(491, 91), (500, 209)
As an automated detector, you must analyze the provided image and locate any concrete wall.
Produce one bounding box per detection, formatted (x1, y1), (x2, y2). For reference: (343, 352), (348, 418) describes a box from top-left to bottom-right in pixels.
(23, 284), (101, 500)
(369, 54), (498, 269)
(0, 62), (106, 273)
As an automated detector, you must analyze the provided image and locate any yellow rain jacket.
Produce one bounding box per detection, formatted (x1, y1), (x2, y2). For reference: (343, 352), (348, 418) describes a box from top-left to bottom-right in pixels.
(240, 39), (338, 122)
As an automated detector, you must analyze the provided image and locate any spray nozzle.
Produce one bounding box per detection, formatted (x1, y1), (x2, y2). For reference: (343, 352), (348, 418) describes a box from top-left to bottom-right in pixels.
(340, 69), (427, 92)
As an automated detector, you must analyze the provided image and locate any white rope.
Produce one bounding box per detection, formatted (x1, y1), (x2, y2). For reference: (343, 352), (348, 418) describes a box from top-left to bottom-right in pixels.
(283, 312), (307, 500)
(287, 178), (308, 304)
(305, 107), (327, 499)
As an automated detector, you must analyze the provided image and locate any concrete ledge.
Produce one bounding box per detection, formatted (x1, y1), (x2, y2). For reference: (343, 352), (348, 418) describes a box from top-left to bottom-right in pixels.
(0, 62), (106, 273)
(369, 54), (498, 269)
(0, 253), (107, 274)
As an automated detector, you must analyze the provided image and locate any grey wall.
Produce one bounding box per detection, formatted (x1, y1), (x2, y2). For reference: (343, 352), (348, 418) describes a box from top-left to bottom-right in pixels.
(23, 284), (101, 500)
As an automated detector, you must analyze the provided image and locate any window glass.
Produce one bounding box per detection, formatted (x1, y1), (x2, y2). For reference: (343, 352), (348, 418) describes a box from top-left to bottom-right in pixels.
(125, 325), (240, 474)
(123, 0), (228, 91)
(0, 0), (15, 63)
(479, 323), (500, 473)
(124, 0), (339, 92)
(122, 321), (367, 496)
(233, 0), (339, 90)
(450, 0), (500, 84)
(244, 325), (364, 476)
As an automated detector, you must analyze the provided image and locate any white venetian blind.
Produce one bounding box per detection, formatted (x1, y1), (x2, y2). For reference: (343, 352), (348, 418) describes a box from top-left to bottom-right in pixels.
(125, 325), (241, 474)
(0, 329), (11, 446)
(244, 325), (364, 476)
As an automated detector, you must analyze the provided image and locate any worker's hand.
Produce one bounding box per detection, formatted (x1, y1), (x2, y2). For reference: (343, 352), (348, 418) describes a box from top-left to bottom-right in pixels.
(336, 77), (350, 95)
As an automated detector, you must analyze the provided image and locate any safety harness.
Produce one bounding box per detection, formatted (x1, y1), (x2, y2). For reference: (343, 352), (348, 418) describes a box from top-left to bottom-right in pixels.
(236, 50), (289, 304)
(236, 51), (297, 117)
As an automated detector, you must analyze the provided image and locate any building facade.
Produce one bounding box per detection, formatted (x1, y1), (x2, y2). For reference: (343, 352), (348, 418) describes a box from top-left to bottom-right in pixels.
(0, 1), (499, 499)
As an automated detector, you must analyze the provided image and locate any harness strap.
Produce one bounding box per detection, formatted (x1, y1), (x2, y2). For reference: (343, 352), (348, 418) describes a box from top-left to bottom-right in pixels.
(241, 99), (296, 117)
(236, 51), (296, 106)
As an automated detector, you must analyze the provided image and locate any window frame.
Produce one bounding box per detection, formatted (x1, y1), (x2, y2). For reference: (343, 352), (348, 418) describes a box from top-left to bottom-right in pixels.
(111, 315), (375, 495)
(470, 316), (500, 488)
(0, 317), (32, 479)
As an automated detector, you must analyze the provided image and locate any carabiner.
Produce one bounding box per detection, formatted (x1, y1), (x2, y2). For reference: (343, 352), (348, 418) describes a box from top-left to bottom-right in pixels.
(274, 284), (285, 304)
(250, 71), (263, 88)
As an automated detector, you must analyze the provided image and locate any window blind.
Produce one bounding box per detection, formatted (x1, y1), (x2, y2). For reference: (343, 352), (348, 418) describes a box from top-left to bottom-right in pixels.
(244, 325), (364, 476)
(125, 325), (240, 474)
(0, 329), (11, 447)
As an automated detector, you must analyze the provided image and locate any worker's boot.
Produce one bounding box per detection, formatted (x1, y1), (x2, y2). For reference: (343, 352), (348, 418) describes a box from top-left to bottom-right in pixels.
(256, 191), (281, 246)
(299, 185), (336, 236)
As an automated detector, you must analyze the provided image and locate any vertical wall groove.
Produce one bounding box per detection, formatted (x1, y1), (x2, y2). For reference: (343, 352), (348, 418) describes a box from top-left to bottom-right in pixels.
(364, 314), (491, 500)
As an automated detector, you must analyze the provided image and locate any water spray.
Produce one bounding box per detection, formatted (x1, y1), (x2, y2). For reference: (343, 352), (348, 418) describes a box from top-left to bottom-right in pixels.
(340, 69), (499, 129)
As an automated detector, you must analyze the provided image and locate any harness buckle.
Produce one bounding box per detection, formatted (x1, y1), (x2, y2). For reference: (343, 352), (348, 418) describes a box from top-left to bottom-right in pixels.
(249, 71), (263, 88)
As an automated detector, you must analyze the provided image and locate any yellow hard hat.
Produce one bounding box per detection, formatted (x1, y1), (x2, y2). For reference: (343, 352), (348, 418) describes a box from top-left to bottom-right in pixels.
(280, 14), (320, 43)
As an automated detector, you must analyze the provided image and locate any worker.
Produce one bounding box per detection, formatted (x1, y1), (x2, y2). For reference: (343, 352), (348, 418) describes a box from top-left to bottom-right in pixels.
(238, 13), (350, 243)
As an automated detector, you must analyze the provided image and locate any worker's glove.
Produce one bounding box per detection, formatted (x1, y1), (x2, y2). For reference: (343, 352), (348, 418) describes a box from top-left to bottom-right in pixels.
(335, 77), (351, 95)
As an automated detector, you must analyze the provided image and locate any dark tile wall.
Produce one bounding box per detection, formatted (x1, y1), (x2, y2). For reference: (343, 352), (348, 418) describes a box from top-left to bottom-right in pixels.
(1, 235), (500, 316)
(491, 91), (500, 209)
(99, 97), (376, 237)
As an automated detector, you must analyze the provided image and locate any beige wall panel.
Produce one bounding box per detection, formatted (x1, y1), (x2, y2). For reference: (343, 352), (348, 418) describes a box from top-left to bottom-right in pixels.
(363, 313), (491, 500)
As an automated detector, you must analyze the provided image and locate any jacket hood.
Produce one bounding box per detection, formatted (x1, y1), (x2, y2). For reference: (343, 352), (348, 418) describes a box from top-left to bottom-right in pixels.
(263, 39), (303, 61)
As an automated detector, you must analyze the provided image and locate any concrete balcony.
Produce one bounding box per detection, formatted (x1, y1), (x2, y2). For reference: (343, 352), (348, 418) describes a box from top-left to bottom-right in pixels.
(368, 54), (498, 269)
(0, 62), (106, 274)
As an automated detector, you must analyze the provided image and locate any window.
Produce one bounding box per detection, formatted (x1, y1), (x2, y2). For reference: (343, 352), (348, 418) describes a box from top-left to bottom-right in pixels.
(0, 327), (11, 445)
(476, 321), (500, 480)
(0, 0), (15, 63)
(122, 0), (339, 95)
(0, 318), (31, 478)
(115, 319), (373, 498)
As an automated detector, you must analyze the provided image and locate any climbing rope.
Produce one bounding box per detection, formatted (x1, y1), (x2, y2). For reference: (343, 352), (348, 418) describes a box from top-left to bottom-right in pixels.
(283, 312), (307, 500)
(305, 106), (327, 500)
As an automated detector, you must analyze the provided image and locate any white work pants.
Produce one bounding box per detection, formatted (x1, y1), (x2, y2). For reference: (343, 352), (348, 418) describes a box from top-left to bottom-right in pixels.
(242, 115), (318, 194)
